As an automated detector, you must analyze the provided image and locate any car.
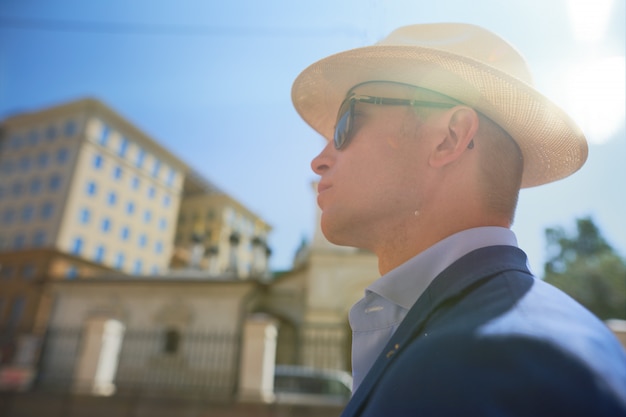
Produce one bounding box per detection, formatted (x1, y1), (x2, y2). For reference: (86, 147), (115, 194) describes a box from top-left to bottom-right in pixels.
(273, 364), (353, 406)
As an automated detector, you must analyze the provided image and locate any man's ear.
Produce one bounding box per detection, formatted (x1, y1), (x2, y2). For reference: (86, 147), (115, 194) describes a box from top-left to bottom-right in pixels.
(429, 107), (479, 168)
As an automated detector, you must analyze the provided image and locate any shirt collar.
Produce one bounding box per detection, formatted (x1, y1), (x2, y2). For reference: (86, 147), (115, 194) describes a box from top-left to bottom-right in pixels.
(367, 227), (518, 310)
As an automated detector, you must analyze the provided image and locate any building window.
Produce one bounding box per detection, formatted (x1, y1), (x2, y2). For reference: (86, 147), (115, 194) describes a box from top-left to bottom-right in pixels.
(138, 234), (147, 248)
(9, 135), (22, 150)
(2, 208), (15, 224)
(13, 234), (26, 249)
(115, 252), (125, 269)
(33, 230), (46, 247)
(28, 130), (40, 146)
(101, 218), (112, 233)
(143, 210), (152, 223)
(163, 195), (171, 207)
(79, 208), (90, 224)
(107, 191), (117, 206)
(49, 174), (62, 191)
(136, 148), (145, 168)
(21, 263), (36, 280)
(93, 153), (104, 169)
(12, 181), (23, 197)
(56, 148), (70, 164)
(19, 156), (31, 172)
(64, 120), (77, 137)
(37, 152), (49, 168)
(151, 265), (159, 275)
(41, 202), (54, 219)
(1, 160), (14, 175)
(152, 159), (161, 178)
(66, 266), (78, 279)
(30, 177), (43, 195)
(148, 186), (156, 199)
(126, 201), (135, 215)
(86, 181), (97, 196)
(120, 226), (130, 241)
(118, 137), (129, 157)
(45, 125), (57, 141)
(21, 205), (34, 222)
(94, 245), (105, 262)
(155, 241), (163, 254)
(99, 125), (110, 146)
(133, 259), (142, 275)
(72, 237), (83, 255)
(166, 168), (176, 187)
(159, 218), (167, 230)
(113, 165), (123, 180)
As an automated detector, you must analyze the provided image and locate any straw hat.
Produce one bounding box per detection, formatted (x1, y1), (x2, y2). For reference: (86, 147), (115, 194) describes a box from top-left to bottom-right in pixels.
(291, 23), (587, 188)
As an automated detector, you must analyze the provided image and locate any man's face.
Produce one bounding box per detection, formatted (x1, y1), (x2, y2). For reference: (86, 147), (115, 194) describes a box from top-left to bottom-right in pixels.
(311, 82), (438, 250)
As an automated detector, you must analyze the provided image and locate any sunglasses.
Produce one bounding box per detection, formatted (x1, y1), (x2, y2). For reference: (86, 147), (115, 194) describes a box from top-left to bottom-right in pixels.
(333, 95), (459, 150)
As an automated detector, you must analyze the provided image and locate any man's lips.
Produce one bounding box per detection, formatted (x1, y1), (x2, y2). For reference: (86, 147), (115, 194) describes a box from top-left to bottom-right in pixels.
(316, 182), (332, 208)
(317, 182), (331, 194)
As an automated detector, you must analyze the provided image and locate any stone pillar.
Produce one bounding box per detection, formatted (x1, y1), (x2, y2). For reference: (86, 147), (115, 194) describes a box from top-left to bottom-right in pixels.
(73, 318), (125, 396)
(238, 314), (278, 403)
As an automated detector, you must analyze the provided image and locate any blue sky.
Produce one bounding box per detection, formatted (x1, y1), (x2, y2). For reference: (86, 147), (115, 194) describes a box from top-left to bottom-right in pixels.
(0, 0), (624, 275)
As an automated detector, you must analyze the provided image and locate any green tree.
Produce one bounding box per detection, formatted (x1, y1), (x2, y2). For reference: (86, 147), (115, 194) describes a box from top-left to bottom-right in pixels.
(543, 216), (626, 320)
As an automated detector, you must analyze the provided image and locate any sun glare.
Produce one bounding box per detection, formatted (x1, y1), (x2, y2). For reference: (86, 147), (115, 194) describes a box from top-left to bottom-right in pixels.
(560, 56), (626, 144)
(562, 0), (624, 144)
(567, 0), (614, 42)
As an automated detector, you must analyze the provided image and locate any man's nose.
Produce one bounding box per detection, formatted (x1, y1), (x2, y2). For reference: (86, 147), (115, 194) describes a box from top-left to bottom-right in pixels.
(311, 141), (335, 175)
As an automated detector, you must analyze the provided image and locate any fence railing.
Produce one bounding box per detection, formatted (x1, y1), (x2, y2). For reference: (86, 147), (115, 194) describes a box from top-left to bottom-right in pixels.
(36, 327), (241, 400)
(3, 322), (351, 401)
(298, 324), (351, 372)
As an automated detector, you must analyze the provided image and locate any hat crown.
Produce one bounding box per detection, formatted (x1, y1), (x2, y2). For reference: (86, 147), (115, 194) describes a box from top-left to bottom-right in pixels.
(378, 23), (534, 85)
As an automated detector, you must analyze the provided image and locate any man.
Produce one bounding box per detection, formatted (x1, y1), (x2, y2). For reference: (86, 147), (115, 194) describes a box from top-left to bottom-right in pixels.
(291, 23), (626, 416)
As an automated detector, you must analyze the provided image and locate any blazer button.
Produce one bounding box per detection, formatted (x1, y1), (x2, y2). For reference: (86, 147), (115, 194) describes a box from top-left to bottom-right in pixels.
(386, 344), (400, 359)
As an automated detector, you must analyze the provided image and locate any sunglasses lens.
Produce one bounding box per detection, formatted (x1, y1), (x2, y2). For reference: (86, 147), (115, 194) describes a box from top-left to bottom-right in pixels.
(334, 99), (352, 149)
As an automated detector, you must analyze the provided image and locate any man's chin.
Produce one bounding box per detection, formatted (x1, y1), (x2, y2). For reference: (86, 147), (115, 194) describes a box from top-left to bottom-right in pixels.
(321, 220), (358, 248)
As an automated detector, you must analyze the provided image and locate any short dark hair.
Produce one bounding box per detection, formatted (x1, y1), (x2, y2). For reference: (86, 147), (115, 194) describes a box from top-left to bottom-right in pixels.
(476, 115), (523, 223)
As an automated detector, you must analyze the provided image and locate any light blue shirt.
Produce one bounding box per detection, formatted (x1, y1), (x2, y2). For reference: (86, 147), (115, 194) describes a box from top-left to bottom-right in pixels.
(348, 226), (519, 392)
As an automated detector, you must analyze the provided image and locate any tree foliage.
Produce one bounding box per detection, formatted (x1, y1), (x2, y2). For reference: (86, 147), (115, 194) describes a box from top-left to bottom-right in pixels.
(543, 217), (626, 320)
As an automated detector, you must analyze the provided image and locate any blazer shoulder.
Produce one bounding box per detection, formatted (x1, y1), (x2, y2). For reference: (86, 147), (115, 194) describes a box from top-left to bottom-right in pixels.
(358, 332), (626, 417)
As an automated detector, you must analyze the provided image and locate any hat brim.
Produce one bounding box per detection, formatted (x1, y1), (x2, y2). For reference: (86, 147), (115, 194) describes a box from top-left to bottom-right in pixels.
(292, 45), (588, 188)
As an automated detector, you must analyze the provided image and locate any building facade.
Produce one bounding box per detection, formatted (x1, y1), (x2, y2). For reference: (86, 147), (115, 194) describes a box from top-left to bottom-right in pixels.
(0, 98), (272, 338)
(172, 183), (272, 279)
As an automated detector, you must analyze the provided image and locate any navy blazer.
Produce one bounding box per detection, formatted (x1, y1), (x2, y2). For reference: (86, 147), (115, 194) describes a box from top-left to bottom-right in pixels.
(341, 246), (626, 417)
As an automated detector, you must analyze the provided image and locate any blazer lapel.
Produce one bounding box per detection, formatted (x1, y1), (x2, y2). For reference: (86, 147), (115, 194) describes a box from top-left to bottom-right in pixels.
(341, 245), (529, 417)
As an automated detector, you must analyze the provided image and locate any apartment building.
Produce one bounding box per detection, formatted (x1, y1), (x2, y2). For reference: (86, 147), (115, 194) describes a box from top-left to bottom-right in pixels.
(172, 172), (272, 279)
(0, 96), (274, 368)
(0, 98), (186, 332)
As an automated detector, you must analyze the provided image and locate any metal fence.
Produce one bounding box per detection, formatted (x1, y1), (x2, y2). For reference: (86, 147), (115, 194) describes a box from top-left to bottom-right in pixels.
(4, 321), (350, 402)
(298, 323), (351, 372)
(36, 327), (241, 400)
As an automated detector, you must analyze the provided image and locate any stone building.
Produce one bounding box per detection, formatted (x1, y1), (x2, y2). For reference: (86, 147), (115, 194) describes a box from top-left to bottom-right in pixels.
(171, 174), (272, 279)
(0, 99), (272, 389)
(0, 99), (186, 340)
